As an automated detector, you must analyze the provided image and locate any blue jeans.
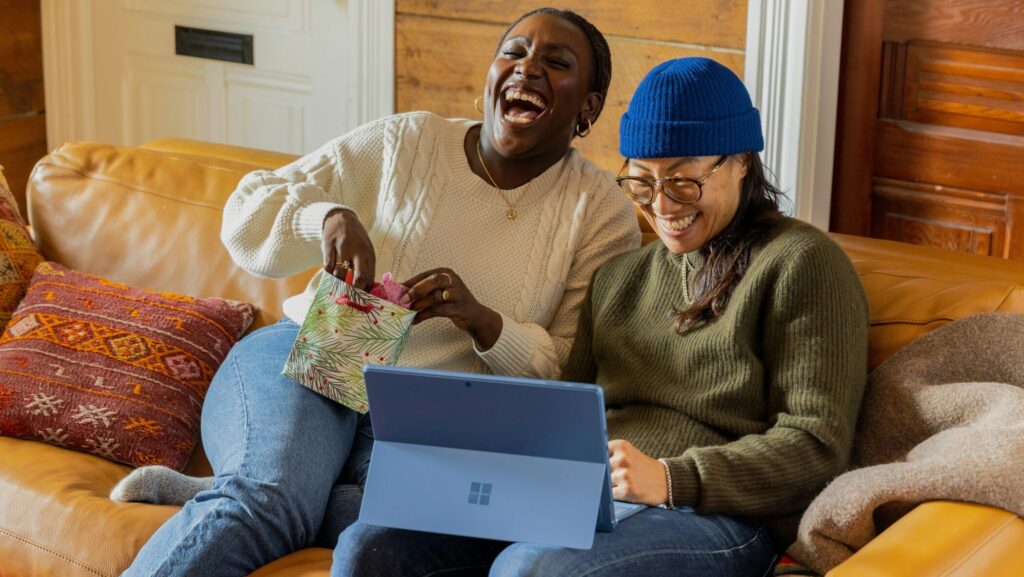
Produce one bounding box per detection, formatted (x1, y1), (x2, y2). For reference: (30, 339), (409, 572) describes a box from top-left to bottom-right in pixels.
(333, 507), (777, 577)
(123, 320), (372, 577)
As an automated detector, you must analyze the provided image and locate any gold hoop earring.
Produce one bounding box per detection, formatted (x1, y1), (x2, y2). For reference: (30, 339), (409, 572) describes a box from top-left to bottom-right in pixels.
(474, 96), (484, 114)
(575, 117), (593, 138)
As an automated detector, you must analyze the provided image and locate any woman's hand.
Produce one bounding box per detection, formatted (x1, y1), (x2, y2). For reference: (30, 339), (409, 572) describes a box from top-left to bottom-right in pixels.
(608, 439), (670, 506)
(400, 268), (503, 350)
(322, 208), (376, 291)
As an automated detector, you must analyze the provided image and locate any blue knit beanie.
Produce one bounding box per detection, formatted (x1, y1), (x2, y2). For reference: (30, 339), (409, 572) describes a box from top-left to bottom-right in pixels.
(620, 57), (764, 158)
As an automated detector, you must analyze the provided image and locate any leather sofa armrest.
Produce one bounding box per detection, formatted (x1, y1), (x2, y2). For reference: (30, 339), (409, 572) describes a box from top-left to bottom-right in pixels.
(827, 501), (1024, 577)
(140, 138), (298, 170)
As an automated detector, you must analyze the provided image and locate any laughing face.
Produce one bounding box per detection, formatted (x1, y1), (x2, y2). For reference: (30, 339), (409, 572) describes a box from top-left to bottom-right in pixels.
(482, 13), (601, 159)
(629, 155), (750, 254)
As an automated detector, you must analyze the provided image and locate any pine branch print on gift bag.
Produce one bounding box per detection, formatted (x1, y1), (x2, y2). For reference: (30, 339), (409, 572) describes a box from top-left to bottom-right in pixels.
(283, 272), (416, 412)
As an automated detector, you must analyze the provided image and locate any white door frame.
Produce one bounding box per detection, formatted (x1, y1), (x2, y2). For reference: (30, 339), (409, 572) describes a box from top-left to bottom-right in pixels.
(744, 0), (845, 230)
(41, 0), (97, 148)
(350, 0), (395, 126)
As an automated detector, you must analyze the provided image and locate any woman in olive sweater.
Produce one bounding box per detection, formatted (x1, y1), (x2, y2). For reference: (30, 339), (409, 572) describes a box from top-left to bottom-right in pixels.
(338, 58), (868, 577)
(493, 58), (869, 576)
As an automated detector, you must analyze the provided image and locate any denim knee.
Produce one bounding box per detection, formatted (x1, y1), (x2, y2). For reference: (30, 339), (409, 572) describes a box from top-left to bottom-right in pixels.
(489, 544), (560, 577)
(209, 473), (325, 550)
(332, 522), (396, 577)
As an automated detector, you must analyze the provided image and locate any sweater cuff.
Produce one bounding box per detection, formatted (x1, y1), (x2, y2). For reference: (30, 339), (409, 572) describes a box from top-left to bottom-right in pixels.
(474, 312), (535, 376)
(293, 202), (351, 242)
(664, 456), (701, 508)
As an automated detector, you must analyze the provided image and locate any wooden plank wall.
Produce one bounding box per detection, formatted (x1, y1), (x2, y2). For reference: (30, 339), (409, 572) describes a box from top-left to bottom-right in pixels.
(395, 1), (747, 173)
(0, 0), (46, 219)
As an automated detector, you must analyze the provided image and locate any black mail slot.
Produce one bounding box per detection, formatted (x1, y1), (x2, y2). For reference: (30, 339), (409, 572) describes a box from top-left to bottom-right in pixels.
(175, 26), (254, 65)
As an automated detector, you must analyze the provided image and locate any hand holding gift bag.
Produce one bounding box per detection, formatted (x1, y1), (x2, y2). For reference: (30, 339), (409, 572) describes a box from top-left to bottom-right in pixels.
(283, 271), (415, 412)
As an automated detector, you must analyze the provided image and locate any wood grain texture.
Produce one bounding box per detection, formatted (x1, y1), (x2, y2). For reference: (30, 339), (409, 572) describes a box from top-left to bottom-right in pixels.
(874, 120), (1024, 198)
(396, 15), (744, 173)
(829, 0), (886, 236)
(838, 0), (1024, 258)
(396, 0), (748, 49)
(0, 113), (48, 220)
(899, 41), (1024, 136)
(1009, 198), (1024, 259)
(0, 0), (45, 117)
(884, 0), (1024, 52)
(871, 177), (1006, 256)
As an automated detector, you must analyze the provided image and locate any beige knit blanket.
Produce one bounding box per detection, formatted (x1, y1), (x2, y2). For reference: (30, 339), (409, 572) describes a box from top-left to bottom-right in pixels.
(789, 312), (1024, 574)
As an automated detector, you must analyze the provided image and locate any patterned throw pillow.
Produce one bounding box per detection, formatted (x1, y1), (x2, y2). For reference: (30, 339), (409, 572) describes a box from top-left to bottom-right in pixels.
(0, 169), (43, 330)
(0, 262), (255, 470)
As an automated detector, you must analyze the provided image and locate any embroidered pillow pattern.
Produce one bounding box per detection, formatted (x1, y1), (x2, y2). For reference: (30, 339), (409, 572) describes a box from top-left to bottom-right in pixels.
(0, 262), (255, 469)
(0, 170), (43, 330)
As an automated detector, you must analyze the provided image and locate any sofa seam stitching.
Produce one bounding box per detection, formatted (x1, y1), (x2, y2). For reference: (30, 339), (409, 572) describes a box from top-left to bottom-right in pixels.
(871, 318), (956, 327)
(937, 514), (1016, 577)
(32, 161), (226, 211)
(0, 526), (111, 577)
(994, 286), (1017, 311)
(859, 270), (1024, 288)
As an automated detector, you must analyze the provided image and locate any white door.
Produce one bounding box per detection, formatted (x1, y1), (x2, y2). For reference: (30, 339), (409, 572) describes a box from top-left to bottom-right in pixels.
(43, 0), (393, 155)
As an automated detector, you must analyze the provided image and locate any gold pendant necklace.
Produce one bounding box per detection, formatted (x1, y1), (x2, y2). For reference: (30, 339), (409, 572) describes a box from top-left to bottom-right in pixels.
(476, 134), (518, 220)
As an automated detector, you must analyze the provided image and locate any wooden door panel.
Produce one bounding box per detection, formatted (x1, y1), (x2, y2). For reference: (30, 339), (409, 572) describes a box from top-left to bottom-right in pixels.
(831, 0), (1024, 260)
(0, 114), (48, 218)
(1010, 198), (1024, 260)
(0, 0), (45, 117)
(874, 120), (1024, 197)
(883, 0), (1024, 51)
(901, 42), (1024, 136)
(871, 177), (1006, 256)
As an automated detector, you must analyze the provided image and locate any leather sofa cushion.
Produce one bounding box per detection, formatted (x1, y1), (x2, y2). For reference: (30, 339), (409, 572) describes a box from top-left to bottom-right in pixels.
(27, 142), (315, 332)
(0, 436), (175, 577)
(833, 233), (1024, 369)
(0, 435), (335, 576)
(828, 501), (1024, 577)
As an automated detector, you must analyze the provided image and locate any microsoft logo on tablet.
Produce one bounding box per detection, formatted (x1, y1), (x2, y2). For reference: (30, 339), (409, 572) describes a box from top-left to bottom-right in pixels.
(468, 482), (493, 506)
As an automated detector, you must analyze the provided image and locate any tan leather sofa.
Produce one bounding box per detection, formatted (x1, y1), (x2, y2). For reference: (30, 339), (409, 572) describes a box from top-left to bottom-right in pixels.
(1, 139), (1022, 577)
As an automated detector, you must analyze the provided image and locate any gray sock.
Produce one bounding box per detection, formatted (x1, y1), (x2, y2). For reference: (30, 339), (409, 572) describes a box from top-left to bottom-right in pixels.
(109, 466), (214, 506)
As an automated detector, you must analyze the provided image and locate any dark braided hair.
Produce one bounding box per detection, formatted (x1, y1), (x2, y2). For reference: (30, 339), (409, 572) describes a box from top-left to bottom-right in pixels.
(498, 8), (612, 122)
(673, 153), (786, 331)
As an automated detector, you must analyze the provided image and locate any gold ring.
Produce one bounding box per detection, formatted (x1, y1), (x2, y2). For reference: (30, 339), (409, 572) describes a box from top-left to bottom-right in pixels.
(340, 259), (352, 271)
(441, 289), (451, 302)
(440, 272), (453, 288)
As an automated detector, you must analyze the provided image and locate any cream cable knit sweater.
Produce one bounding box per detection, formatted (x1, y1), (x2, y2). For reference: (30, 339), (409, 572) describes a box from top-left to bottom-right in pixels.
(221, 112), (640, 378)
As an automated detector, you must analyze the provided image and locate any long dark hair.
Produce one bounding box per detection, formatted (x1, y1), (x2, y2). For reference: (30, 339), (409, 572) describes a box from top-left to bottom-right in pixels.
(499, 8), (612, 122)
(674, 153), (785, 332)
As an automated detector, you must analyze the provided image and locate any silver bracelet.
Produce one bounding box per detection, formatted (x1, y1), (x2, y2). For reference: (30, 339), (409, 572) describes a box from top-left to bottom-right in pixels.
(658, 458), (674, 509)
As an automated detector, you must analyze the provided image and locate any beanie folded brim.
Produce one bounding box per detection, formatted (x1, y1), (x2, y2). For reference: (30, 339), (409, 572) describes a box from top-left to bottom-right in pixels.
(619, 108), (764, 159)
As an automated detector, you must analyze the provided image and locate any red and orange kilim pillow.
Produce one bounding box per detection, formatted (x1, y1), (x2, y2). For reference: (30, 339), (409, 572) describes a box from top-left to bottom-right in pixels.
(0, 168), (44, 331)
(0, 262), (255, 469)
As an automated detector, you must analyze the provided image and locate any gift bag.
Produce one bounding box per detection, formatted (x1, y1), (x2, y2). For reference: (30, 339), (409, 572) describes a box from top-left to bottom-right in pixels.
(283, 272), (416, 412)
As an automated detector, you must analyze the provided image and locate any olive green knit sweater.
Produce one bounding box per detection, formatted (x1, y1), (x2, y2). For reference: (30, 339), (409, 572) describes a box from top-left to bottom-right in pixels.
(562, 218), (869, 548)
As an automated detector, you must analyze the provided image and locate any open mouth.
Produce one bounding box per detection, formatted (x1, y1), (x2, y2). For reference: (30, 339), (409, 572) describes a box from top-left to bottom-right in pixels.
(657, 212), (700, 234)
(501, 86), (548, 126)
